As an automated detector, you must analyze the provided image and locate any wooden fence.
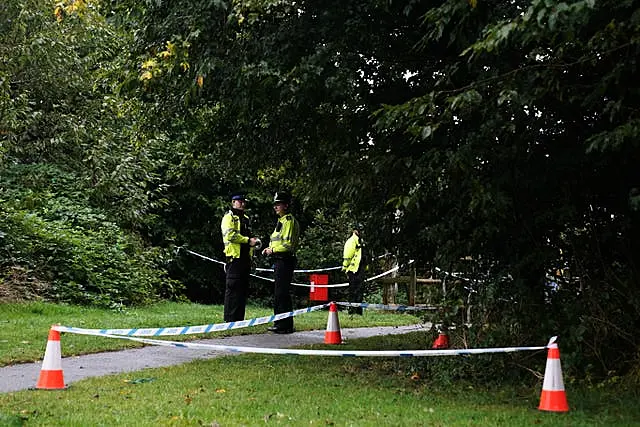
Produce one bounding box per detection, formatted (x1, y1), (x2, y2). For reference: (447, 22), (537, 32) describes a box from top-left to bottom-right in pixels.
(374, 267), (472, 323)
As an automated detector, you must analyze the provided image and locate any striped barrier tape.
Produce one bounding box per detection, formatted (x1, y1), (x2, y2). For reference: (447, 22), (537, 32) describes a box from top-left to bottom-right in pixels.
(50, 325), (549, 357)
(54, 303), (329, 337)
(335, 302), (443, 311)
(255, 266), (342, 273)
(180, 248), (225, 265)
(250, 259), (416, 288)
(49, 300), (430, 338)
(365, 259), (414, 282)
(179, 247), (402, 281)
(179, 247), (340, 273)
(178, 248), (346, 286)
(434, 266), (474, 283)
(253, 254), (393, 273)
(250, 273), (349, 288)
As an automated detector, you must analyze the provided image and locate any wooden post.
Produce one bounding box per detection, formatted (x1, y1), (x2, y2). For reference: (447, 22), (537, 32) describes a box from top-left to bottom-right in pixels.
(408, 267), (417, 306)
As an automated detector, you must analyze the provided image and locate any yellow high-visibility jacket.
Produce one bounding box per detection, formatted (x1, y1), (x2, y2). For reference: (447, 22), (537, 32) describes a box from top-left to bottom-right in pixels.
(221, 210), (253, 259)
(269, 214), (299, 254)
(342, 233), (362, 273)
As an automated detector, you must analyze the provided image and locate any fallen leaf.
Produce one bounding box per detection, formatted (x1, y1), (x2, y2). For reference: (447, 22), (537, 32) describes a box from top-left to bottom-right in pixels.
(124, 377), (156, 384)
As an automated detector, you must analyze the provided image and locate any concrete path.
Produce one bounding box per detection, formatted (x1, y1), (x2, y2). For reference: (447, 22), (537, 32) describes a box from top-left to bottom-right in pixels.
(0, 324), (427, 393)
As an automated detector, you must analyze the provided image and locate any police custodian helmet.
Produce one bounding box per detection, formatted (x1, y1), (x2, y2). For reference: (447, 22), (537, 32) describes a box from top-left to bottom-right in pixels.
(273, 191), (291, 204)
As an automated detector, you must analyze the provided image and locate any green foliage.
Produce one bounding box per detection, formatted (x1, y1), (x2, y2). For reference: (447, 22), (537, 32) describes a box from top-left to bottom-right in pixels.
(0, 0), (168, 231)
(0, 164), (183, 307)
(2, 0), (640, 383)
(102, 0), (640, 381)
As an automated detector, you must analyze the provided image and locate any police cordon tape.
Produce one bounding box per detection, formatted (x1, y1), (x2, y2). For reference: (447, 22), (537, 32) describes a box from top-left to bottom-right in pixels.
(178, 247), (413, 288)
(178, 246), (392, 273)
(336, 302), (441, 312)
(178, 247), (341, 273)
(49, 302), (433, 338)
(54, 304), (328, 337)
(50, 323), (551, 357)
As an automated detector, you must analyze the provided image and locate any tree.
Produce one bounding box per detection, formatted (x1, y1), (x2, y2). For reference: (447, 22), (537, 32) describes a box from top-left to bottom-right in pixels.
(123, 0), (640, 377)
(0, 0), (181, 306)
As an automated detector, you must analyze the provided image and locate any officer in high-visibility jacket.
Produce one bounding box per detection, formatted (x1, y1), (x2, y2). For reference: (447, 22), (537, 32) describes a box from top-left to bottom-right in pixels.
(262, 192), (300, 333)
(221, 192), (258, 322)
(342, 223), (366, 315)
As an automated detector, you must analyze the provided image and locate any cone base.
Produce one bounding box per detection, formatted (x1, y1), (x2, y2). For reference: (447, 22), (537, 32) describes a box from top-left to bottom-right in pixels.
(538, 390), (569, 412)
(432, 334), (449, 349)
(324, 331), (342, 345)
(36, 370), (65, 390)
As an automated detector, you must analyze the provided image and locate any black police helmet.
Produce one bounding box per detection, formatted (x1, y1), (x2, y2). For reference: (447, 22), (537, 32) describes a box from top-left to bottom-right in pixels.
(273, 191), (291, 204)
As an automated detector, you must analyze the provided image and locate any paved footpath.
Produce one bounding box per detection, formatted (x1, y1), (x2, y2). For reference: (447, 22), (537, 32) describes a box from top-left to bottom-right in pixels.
(0, 324), (426, 393)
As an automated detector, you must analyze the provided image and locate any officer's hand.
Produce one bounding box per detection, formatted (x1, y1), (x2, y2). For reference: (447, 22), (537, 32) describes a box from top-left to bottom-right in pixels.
(249, 237), (257, 247)
(262, 247), (273, 256)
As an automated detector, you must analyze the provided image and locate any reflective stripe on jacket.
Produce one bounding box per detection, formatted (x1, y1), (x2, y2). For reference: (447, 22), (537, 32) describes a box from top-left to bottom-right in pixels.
(342, 233), (361, 273)
(269, 214), (299, 254)
(221, 210), (253, 259)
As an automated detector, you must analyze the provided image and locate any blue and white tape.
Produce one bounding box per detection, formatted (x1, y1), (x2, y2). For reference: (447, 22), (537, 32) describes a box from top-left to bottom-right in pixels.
(180, 248), (226, 265)
(255, 266), (343, 273)
(50, 325), (548, 357)
(336, 302), (441, 312)
(250, 259), (415, 288)
(249, 273), (349, 288)
(365, 259), (415, 282)
(51, 301), (434, 338)
(180, 248), (341, 274)
(55, 304), (329, 337)
(179, 247), (406, 283)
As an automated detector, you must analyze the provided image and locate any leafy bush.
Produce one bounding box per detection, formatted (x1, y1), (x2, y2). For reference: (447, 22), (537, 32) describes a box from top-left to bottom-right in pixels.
(0, 164), (184, 307)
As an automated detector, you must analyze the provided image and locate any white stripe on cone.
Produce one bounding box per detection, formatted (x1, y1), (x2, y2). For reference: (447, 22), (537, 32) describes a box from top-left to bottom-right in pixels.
(41, 340), (62, 370)
(542, 357), (565, 391)
(36, 328), (65, 389)
(538, 338), (569, 412)
(324, 302), (342, 344)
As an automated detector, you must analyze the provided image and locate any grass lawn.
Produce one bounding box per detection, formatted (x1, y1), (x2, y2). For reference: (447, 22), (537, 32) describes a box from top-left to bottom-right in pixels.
(0, 301), (422, 366)
(1, 347), (639, 426)
(1, 302), (639, 426)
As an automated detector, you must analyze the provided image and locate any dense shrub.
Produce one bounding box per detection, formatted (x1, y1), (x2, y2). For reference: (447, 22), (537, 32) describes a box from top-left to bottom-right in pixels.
(0, 164), (184, 307)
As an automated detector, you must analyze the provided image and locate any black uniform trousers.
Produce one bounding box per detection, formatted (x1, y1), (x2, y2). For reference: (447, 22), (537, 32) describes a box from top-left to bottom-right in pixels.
(273, 255), (296, 330)
(224, 257), (251, 322)
(347, 270), (364, 315)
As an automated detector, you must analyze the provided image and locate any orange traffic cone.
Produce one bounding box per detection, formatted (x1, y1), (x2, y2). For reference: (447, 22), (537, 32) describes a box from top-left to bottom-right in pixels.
(324, 302), (342, 344)
(432, 332), (449, 349)
(36, 327), (66, 390)
(538, 336), (569, 412)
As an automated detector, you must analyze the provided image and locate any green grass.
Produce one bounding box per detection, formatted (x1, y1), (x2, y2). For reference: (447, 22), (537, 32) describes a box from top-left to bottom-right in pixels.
(1, 302), (639, 426)
(0, 301), (421, 366)
(1, 344), (639, 426)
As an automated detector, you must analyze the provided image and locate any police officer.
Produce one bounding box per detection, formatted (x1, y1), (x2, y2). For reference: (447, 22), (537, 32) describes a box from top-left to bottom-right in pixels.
(262, 192), (300, 333)
(221, 192), (258, 322)
(342, 223), (366, 315)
